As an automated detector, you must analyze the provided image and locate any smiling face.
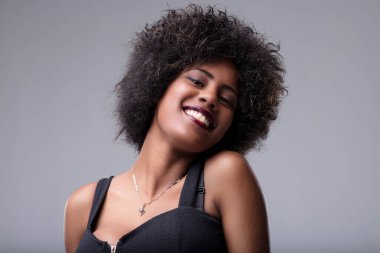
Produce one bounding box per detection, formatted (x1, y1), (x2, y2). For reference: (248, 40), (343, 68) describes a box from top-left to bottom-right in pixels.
(149, 60), (239, 153)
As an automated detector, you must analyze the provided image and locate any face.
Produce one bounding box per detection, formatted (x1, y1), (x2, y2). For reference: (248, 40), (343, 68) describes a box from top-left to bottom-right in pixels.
(151, 61), (239, 153)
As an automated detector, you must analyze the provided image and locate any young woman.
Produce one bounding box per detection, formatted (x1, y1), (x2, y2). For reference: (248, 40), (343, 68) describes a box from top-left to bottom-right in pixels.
(64, 5), (286, 253)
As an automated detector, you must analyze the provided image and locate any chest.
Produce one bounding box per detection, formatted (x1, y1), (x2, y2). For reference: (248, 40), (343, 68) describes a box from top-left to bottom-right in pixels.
(77, 207), (227, 253)
(92, 181), (183, 245)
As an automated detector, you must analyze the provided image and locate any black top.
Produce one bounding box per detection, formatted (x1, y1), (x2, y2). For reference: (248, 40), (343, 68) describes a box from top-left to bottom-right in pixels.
(75, 159), (228, 253)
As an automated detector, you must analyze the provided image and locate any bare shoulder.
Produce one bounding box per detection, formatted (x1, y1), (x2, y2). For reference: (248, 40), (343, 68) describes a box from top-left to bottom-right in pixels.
(65, 181), (97, 217)
(205, 150), (251, 175)
(204, 150), (264, 215)
(204, 151), (269, 253)
(204, 150), (259, 192)
(64, 182), (97, 253)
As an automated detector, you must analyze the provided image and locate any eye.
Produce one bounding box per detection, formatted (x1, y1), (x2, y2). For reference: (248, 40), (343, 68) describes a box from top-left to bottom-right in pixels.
(219, 96), (232, 107)
(187, 77), (204, 87)
(219, 93), (237, 109)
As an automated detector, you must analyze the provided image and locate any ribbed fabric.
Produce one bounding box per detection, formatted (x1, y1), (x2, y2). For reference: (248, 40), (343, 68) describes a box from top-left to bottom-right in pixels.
(75, 159), (228, 253)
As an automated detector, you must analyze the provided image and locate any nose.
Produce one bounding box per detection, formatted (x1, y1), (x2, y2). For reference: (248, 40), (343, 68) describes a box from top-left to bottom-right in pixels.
(198, 88), (217, 110)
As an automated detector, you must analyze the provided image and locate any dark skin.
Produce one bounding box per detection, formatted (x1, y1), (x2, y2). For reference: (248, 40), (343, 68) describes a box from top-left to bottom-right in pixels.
(64, 61), (269, 253)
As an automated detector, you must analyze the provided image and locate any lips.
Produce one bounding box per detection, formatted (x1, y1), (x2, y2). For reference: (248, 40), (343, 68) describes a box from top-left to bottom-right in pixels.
(183, 105), (215, 130)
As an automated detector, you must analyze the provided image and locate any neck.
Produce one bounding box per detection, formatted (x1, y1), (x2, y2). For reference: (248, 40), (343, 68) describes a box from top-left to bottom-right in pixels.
(131, 126), (196, 199)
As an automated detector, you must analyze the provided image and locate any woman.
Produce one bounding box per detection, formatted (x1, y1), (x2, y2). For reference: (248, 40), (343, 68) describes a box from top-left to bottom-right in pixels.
(64, 4), (286, 253)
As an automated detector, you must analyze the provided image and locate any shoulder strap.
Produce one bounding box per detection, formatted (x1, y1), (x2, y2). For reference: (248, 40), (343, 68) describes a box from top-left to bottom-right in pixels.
(87, 176), (114, 229)
(195, 168), (205, 211)
(179, 159), (205, 209)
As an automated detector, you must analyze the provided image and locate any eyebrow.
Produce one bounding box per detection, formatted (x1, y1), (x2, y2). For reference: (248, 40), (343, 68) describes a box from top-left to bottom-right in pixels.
(194, 68), (238, 95)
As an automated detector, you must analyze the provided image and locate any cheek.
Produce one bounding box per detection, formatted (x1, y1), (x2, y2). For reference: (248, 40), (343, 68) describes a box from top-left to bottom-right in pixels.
(213, 112), (234, 142)
(222, 112), (235, 130)
(156, 100), (176, 126)
(154, 89), (185, 131)
(160, 82), (191, 106)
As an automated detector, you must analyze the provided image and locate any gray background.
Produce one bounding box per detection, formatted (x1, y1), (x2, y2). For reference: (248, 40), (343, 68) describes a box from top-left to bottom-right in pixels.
(1, 0), (379, 252)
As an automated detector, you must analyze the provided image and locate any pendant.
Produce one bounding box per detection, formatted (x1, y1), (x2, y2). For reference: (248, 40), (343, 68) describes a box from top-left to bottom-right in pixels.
(138, 203), (146, 216)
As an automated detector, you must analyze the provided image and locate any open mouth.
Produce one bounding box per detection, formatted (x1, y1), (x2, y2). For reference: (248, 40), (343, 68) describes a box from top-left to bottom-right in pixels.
(183, 105), (215, 130)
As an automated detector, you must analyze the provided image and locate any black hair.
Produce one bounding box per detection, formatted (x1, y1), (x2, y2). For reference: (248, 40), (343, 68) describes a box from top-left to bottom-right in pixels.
(115, 4), (286, 154)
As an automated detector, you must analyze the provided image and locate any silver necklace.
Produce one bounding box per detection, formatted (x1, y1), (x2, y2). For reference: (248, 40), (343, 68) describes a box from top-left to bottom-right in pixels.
(132, 167), (185, 216)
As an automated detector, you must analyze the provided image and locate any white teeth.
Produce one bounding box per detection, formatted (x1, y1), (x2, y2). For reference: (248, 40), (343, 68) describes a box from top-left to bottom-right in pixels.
(185, 109), (210, 128)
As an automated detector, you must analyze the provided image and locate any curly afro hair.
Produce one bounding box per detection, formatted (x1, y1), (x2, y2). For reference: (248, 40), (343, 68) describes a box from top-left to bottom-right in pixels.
(114, 4), (286, 154)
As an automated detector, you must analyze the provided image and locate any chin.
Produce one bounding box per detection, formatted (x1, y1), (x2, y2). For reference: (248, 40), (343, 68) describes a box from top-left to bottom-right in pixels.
(172, 133), (219, 154)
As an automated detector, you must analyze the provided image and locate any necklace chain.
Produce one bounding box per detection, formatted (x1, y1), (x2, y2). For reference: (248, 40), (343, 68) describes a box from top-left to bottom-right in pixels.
(132, 167), (185, 216)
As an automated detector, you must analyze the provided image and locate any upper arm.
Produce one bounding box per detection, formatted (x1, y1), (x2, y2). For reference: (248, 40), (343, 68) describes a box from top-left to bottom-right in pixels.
(206, 151), (270, 253)
(64, 182), (97, 253)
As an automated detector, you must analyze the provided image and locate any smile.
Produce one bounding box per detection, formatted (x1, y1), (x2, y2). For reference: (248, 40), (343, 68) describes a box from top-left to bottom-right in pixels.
(183, 106), (214, 130)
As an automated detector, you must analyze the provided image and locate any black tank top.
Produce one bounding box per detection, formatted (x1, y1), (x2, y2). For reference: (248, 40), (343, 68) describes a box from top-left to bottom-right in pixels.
(75, 159), (228, 253)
